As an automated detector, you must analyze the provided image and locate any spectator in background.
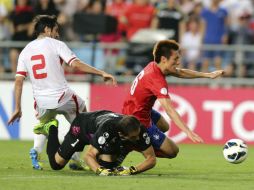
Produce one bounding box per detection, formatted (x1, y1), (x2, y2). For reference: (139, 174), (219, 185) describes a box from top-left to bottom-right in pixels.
(104, 0), (129, 41)
(150, 0), (161, 7)
(215, 0), (254, 77)
(122, 0), (156, 75)
(179, 0), (195, 16)
(100, 0), (130, 74)
(80, 0), (106, 41)
(226, 12), (254, 77)
(123, 0), (155, 41)
(64, 0), (107, 75)
(188, 0), (203, 18)
(0, 2), (11, 73)
(180, 16), (203, 70)
(0, 3), (8, 40)
(200, 0), (228, 73)
(33, 0), (60, 16)
(53, 0), (87, 41)
(220, 0), (253, 32)
(152, 0), (184, 41)
(9, 0), (35, 73)
(199, 0), (211, 8)
(83, 0), (106, 14)
(54, 0), (88, 74)
(0, 0), (14, 12)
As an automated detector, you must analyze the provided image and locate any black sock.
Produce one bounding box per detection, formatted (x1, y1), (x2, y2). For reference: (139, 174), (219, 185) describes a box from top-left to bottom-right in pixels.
(46, 126), (60, 156)
(46, 126), (64, 170)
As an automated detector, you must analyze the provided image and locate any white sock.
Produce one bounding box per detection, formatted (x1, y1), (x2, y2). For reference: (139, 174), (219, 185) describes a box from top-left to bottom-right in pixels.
(33, 134), (47, 154)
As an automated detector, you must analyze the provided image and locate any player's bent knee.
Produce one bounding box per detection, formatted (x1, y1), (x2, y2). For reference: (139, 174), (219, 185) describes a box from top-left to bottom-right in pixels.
(51, 163), (65, 170)
(159, 138), (179, 158)
(167, 145), (179, 158)
(49, 159), (65, 170)
(48, 153), (66, 170)
(169, 147), (179, 158)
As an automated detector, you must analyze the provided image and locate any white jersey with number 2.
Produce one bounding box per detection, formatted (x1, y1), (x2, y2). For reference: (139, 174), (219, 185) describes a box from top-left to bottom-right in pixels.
(16, 37), (78, 109)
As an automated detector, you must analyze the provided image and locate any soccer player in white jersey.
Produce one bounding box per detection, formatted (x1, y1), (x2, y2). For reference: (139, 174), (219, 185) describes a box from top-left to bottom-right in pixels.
(7, 15), (117, 170)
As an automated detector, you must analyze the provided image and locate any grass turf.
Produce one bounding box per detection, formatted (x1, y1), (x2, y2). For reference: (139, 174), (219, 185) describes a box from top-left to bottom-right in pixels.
(0, 140), (253, 190)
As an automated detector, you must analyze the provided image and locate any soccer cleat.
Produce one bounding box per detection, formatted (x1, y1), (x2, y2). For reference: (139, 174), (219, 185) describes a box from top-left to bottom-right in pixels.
(33, 123), (44, 134)
(68, 159), (85, 171)
(29, 148), (42, 170)
(33, 119), (58, 135)
(96, 166), (114, 176)
(37, 153), (45, 168)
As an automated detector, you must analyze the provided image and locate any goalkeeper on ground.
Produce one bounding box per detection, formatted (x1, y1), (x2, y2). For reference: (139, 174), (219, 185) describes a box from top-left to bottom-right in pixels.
(45, 110), (156, 175)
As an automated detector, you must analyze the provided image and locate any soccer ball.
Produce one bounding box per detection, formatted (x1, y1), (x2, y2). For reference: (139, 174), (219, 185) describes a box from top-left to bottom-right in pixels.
(223, 139), (248, 164)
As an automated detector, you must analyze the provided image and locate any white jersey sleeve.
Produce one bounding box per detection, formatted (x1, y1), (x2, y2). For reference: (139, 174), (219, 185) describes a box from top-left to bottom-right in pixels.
(16, 51), (28, 78)
(54, 40), (77, 66)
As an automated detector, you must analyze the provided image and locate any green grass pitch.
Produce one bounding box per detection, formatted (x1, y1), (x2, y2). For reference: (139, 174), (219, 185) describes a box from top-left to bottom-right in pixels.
(0, 140), (253, 190)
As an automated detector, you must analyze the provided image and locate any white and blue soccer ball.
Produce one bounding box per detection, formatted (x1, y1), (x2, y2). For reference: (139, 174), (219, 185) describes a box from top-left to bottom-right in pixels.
(223, 139), (248, 164)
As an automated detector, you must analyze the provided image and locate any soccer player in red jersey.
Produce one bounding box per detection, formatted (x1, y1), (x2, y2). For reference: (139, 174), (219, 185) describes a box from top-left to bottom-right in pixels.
(122, 40), (224, 158)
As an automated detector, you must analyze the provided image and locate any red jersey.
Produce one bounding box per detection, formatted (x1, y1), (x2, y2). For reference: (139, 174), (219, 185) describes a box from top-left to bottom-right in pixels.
(122, 62), (170, 128)
(124, 4), (155, 40)
(106, 2), (129, 33)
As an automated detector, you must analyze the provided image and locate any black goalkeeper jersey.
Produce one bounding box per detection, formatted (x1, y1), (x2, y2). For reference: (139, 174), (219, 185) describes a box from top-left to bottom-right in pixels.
(70, 110), (151, 155)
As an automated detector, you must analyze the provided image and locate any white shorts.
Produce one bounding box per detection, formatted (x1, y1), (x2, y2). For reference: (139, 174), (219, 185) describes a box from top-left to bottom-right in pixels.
(34, 94), (86, 124)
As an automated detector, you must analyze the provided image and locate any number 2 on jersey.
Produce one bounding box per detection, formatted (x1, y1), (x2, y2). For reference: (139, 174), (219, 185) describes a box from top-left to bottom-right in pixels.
(31, 54), (47, 79)
(130, 70), (144, 95)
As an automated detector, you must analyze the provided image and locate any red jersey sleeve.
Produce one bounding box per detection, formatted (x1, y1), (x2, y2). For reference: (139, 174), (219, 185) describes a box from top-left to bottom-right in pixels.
(149, 74), (170, 99)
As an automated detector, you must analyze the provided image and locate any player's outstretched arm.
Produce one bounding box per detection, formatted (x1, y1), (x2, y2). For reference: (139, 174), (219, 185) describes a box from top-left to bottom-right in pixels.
(116, 146), (156, 176)
(158, 98), (204, 143)
(84, 145), (100, 172)
(134, 146), (156, 173)
(8, 76), (24, 125)
(84, 145), (114, 176)
(172, 68), (224, 79)
(71, 60), (117, 85)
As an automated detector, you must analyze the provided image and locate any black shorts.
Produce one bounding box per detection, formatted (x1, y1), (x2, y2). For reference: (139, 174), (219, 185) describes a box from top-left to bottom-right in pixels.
(57, 128), (87, 160)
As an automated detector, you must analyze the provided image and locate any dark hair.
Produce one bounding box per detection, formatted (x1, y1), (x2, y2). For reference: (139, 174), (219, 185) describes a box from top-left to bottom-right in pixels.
(33, 15), (58, 37)
(84, 0), (106, 13)
(118, 115), (140, 136)
(15, 0), (31, 6)
(153, 40), (179, 63)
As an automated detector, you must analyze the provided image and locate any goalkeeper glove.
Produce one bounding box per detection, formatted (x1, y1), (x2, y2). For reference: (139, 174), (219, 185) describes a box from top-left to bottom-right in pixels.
(129, 166), (138, 174)
(96, 166), (114, 176)
(115, 166), (138, 176)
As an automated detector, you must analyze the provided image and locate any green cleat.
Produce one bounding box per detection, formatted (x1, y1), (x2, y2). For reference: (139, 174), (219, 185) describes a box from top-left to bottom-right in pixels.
(33, 119), (58, 135)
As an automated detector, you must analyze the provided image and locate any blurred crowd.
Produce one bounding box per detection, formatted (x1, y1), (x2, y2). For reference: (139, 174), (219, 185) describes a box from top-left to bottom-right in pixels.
(0, 0), (254, 77)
